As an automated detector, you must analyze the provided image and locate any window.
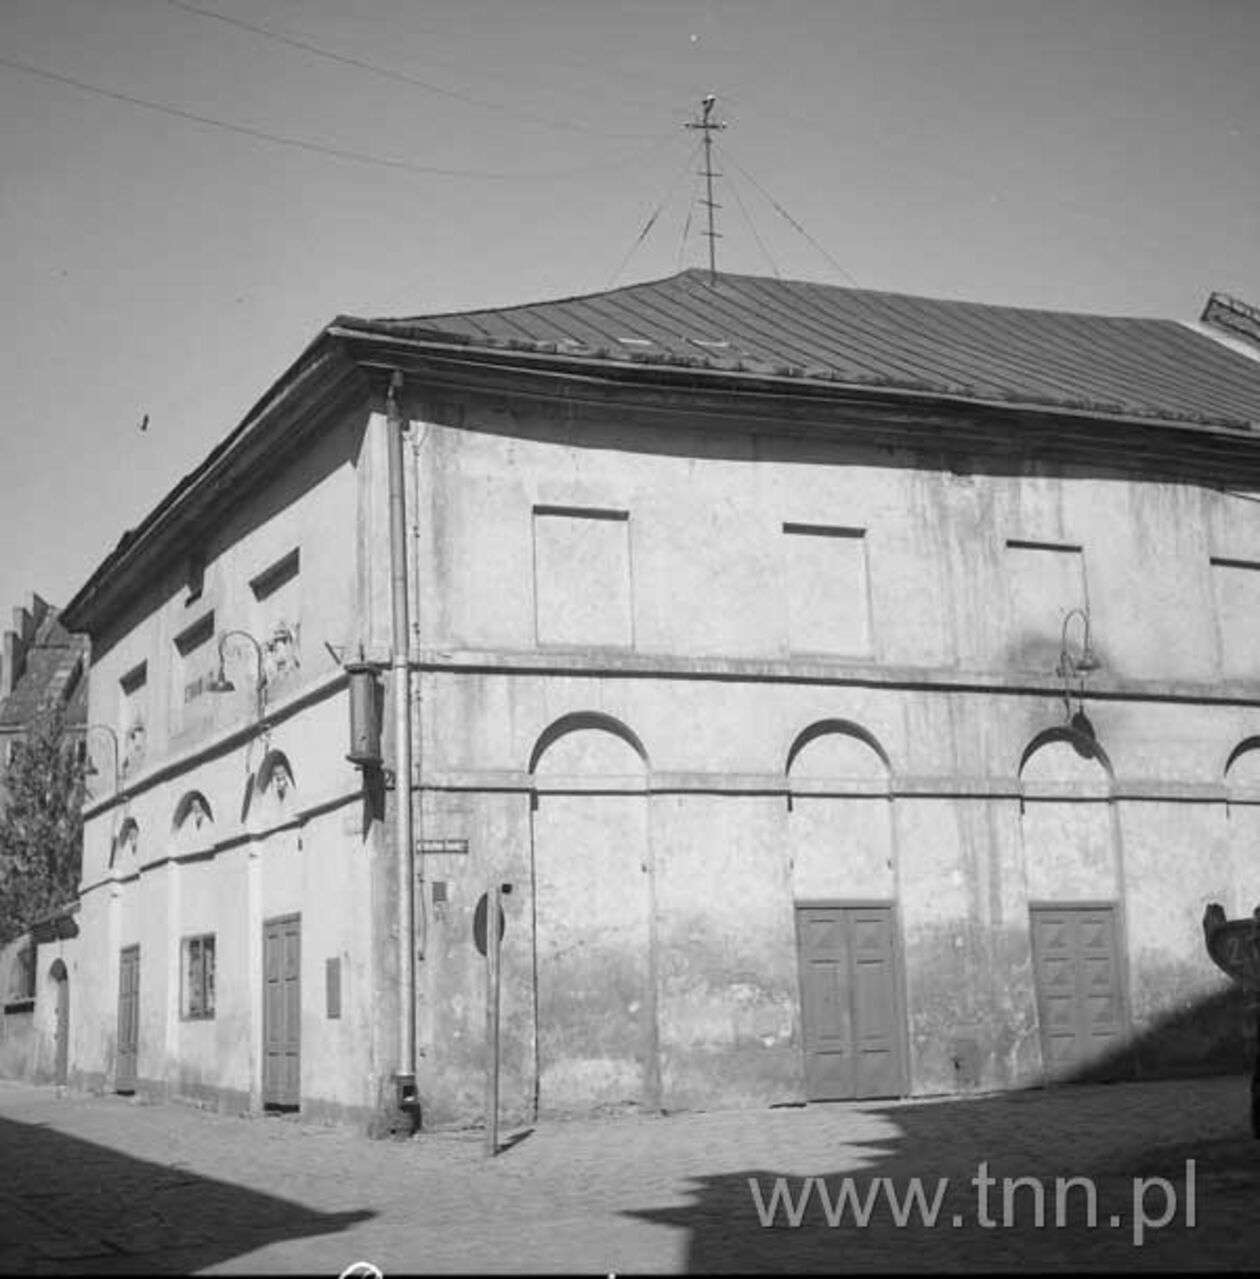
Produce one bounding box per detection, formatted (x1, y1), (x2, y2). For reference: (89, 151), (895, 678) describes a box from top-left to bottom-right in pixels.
(182, 934), (215, 1019)
(783, 523), (871, 655)
(533, 507), (632, 647)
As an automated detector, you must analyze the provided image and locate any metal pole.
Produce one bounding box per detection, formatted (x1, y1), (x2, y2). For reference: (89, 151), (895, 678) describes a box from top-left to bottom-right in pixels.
(685, 95), (726, 286)
(484, 885), (502, 1157)
(387, 370), (417, 1123)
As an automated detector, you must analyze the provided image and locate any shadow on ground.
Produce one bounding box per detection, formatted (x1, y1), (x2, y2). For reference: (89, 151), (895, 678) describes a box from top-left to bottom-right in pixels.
(624, 1080), (1260, 1273)
(0, 1113), (373, 1274)
(1059, 983), (1253, 1085)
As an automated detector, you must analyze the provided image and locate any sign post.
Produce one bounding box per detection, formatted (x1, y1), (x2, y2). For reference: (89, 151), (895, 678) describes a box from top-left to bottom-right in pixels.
(476, 885), (504, 1156)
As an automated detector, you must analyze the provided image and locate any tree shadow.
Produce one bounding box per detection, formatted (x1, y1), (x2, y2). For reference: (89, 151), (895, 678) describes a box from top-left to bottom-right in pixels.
(0, 1114), (374, 1274)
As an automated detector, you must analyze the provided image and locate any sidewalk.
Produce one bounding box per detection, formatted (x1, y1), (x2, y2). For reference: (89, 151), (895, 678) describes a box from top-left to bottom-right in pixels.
(1, 1073), (1258, 1273)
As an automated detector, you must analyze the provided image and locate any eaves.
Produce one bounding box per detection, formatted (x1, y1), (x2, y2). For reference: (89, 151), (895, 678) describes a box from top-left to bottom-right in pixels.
(331, 322), (1260, 486)
(63, 336), (366, 640)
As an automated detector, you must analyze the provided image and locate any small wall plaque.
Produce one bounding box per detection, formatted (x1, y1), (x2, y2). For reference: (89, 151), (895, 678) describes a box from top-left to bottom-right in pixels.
(418, 837), (469, 856)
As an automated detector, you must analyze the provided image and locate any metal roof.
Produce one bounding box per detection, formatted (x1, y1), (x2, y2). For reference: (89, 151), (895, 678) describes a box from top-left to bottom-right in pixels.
(371, 269), (1260, 430)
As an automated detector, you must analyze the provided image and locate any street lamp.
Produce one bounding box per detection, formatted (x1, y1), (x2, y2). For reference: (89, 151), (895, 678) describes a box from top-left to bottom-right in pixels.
(207, 629), (270, 721)
(83, 724), (120, 792)
(1056, 607), (1101, 730)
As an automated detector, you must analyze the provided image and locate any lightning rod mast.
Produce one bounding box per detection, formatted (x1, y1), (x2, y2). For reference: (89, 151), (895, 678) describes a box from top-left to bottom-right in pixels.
(685, 94), (726, 285)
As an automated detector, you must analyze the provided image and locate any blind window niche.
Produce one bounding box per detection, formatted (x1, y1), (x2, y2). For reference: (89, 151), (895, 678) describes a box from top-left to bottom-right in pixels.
(171, 611), (215, 732)
(532, 506), (632, 648)
(250, 548), (301, 681)
(118, 660), (148, 776)
(783, 523), (871, 656)
(1005, 540), (1087, 664)
(1212, 556), (1260, 678)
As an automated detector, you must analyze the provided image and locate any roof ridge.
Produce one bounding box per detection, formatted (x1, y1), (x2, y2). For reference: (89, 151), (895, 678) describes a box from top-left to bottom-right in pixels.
(379, 269), (700, 324)
(376, 269), (1181, 328)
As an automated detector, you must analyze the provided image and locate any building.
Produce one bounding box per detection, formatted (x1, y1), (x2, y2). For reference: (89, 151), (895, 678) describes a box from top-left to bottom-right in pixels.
(0, 594), (88, 1084)
(0, 594), (89, 789)
(60, 270), (1260, 1129)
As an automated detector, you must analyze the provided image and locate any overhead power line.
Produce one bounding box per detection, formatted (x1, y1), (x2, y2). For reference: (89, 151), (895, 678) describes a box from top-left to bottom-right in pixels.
(163, 0), (656, 141)
(0, 53), (670, 182)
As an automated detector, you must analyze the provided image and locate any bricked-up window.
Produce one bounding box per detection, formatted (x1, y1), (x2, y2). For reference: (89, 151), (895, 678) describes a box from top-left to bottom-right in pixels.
(185, 549), (206, 605)
(119, 660), (148, 776)
(10, 945), (35, 1002)
(250, 548), (300, 603)
(172, 612), (215, 732)
(120, 661), (147, 699)
(533, 506), (632, 647)
(1005, 541), (1087, 665)
(1212, 556), (1260, 678)
(250, 548), (301, 683)
(783, 523), (871, 655)
(182, 934), (215, 1019)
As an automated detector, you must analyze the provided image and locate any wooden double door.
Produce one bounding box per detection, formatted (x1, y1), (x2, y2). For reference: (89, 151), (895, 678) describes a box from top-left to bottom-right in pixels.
(796, 904), (907, 1101)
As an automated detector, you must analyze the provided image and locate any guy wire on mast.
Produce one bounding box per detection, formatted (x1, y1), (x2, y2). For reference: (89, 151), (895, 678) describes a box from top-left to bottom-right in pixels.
(684, 94), (726, 285)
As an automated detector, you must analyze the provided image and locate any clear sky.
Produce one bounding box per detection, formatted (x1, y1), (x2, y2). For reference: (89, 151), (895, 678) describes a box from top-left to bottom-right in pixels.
(2, 0), (1258, 626)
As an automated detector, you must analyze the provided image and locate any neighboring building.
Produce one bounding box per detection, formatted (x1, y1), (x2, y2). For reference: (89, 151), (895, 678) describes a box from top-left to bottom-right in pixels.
(0, 595), (88, 1084)
(1202, 290), (1260, 357)
(0, 594), (89, 793)
(61, 270), (1260, 1129)
(0, 904), (79, 1085)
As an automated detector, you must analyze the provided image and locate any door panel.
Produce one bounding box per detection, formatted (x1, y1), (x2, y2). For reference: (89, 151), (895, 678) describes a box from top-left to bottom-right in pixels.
(263, 915), (301, 1108)
(800, 911), (854, 1100)
(116, 946), (139, 1093)
(797, 905), (905, 1101)
(1031, 906), (1128, 1081)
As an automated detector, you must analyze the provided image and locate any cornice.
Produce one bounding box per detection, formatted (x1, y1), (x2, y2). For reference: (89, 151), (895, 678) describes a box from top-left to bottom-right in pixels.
(335, 326), (1260, 486)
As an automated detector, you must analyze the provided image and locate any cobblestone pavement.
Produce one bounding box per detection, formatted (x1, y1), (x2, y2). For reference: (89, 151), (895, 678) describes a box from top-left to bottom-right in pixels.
(1, 1073), (1258, 1274)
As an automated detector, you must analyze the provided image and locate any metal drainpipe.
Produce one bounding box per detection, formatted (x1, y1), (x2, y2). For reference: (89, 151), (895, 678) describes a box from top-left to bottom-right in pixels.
(410, 424), (427, 965)
(386, 369), (419, 1129)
